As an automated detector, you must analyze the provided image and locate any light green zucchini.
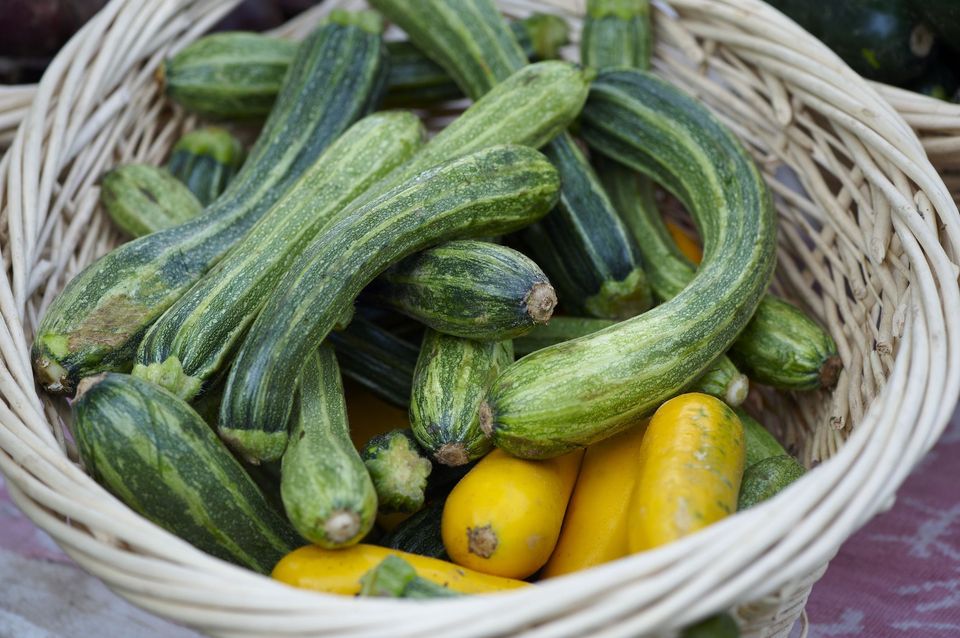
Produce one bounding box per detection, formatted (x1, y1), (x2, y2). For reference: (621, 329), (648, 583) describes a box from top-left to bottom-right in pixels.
(359, 555), (459, 598)
(167, 127), (246, 206)
(738, 455), (806, 510)
(736, 408), (791, 468)
(582, 0), (652, 70)
(100, 164), (203, 238)
(361, 429), (434, 514)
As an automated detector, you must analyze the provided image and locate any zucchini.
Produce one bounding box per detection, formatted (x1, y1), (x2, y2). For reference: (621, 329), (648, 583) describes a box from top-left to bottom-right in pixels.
(33, 14), (388, 394)
(329, 316), (419, 409)
(738, 454), (806, 510)
(220, 144), (561, 463)
(370, 0), (652, 320)
(482, 70), (777, 459)
(361, 429), (433, 514)
(359, 555), (459, 598)
(72, 373), (301, 574)
(681, 613), (741, 638)
(738, 408), (790, 468)
(582, 0), (652, 70)
(410, 331), (513, 466)
(364, 240), (556, 341)
(281, 345), (377, 548)
(99, 164), (202, 238)
(379, 498), (447, 559)
(167, 127), (246, 206)
(133, 111), (423, 400)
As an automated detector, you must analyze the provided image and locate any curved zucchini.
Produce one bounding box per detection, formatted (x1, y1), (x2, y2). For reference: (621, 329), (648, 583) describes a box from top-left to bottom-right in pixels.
(482, 69), (777, 458)
(281, 345), (377, 548)
(219, 144), (560, 463)
(365, 240), (556, 341)
(72, 373), (301, 573)
(100, 164), (202, 238)
(331, 316), (420, 410)
(134, 112), (423, 400)
(33, 15), (387, 394)
(410, 332), (513, 466)
(361, 429), (433, 514)
(167, 127), (246, 206)
(379, 497), (448, 559)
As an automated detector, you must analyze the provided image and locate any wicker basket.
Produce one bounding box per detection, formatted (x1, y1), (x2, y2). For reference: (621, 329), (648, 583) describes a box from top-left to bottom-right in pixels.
(1, 0), (958, 636)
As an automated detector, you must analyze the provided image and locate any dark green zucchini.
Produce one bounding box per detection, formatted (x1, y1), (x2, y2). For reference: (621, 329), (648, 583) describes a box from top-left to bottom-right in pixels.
(359, 555), (459, 598)
(133, 112), (423, 400)
(100, 164), (202, 238)
(167, 127), (246, 206)
(33, 14), (388, 395)
(219, 144), (560, 463)
(738, 455), (806, 510)
(371, 0), (652, 320)
(364, 240), (556, 341)
(361, 429), (433, 514)
(410, 331), (513, 466)
(72, 373), (301, 573)
(481, 70), (778, 458)
(681, 613), (741, 638)
(379, 498), (447, 559)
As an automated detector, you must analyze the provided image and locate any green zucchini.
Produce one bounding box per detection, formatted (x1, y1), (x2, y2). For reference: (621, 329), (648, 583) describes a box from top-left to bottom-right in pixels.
(481, 70), (777, 459)
(33, 15), (387, 395)
(737, 408), (789, 468)
(410, 331), (513, 466)
(370, 0), (652, 320)
(681, 613), (741, 638)
(379, 498), (447, 559)
(281, 345), (376, 548)
(361, 429), (433, 514)
(359, 555), (459, 598)
(738, 454), (806, 510)
(328, 315), (419, 409)
(219, 144), (560, 463)
(72, 373), (301, 573)
(167, 127), (246, 206)
(133, 112), (424, 400)
(582, 0), (652, 70)
(99, 164), (202, 238)
(364, 240), (557, 341)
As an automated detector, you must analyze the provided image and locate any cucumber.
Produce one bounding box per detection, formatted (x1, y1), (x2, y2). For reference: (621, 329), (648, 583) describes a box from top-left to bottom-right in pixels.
(379, 498), (448, 559)
(281, 345), (376, 548)
(364, 240), (556, 341)
(361, 429), (433, 514)
(167, 127), (246, 206)
(359, 555), (459, 598)
(738, 454), (806, 510)
(582, 0), (652, 70)
(410, 331), (513, 466)
(99, 164), (202, 238)
(481, 70), (778, 459)
(72, 373), (301, 573)
(220, 144), (561, 463)
(370, 0), (651, 320)
(134, 112), (423, 400)
(33, 14), (388, 395)
(328, 315), (419, 409)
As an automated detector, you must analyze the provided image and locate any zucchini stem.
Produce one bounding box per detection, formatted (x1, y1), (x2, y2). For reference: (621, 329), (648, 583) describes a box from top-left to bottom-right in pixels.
(525, 282), (558, 324)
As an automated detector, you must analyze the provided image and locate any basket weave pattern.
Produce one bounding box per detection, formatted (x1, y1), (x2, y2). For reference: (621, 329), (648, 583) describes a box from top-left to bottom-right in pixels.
(0, 0), (958, 636)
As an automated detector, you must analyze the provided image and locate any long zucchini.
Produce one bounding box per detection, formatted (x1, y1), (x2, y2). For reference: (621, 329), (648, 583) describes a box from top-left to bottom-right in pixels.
(329, 316), (420, 409)
(481, 70), (777, 458)
(167, 127), (246, 206)
(370, 0), (652, 320)
(219, 144), (560, 463)
(134, 112), (423, 400)
(364, 240), (556, 341)
(33, 14), (387, 394)
(72, 373), (302, 573)
(99, 164), (202, 238)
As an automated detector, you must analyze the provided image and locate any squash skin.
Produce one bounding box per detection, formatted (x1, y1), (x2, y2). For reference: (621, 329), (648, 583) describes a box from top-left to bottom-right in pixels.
(167, 127), (246, 206)
(100, 164), (203, 238)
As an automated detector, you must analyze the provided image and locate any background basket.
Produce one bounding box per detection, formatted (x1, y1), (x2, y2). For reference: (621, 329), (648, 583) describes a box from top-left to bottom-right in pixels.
(0, 0), (958, 636)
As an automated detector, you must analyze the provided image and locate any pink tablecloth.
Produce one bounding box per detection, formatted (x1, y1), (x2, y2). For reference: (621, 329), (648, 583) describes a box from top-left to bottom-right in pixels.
(2, 412), (959, 636)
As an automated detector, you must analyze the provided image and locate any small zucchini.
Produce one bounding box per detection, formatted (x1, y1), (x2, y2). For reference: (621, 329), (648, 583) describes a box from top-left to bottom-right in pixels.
(331, 316), (420, 410)
(365, 240), (557, 341)
(99, 164), (202, 238)
(628, 393), (744, 551)
(361, 429), (433, 514)
(220, 144), (561, 463)
(682, 613), (741, 638)
(442, 448), (583, 579)
(280, 345), (377, 548)
(410, 332), (514, 466)
(272, 544), (527, 595)
(72, 373), (301, 574)
(359, 555), (459, 598)
(379, 497), (448, 559)
(736, 408), (791, 468)
(738, 454), (806, 510)
(167, 127), (246, 206)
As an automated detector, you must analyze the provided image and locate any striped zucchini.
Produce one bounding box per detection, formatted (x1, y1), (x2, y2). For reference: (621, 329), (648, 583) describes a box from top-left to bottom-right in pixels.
(134, 112), (423, 400)
(72, 373), (301, 573)
(582, 0), (652, 70)
(379, 498), (448, 559)
(167, 127), (246, 206)
(481, 70), (777, 458)
(370, 0), (651, 320)
(410, 331), (513, 466)
(364, 240), (557, 341)
(219, 144), (560, 463)
(329, 316), (420, 409)
(361, 429), (433, 513)
(100, 164), (202, 238)
(33, 15), (387, 394)
(281, 345), (376, 548)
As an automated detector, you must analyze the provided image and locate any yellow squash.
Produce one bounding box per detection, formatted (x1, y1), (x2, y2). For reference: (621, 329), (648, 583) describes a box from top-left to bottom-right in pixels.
(272, 544), (527, 595)
(442, 448), (583, 579)
(629, 393), (744, 552)
(666, 220), (702, 264)
(542, 422), (647, 577)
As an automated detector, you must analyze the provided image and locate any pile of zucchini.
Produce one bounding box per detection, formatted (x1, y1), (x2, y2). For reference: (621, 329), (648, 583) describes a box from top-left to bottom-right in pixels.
(38, 2), (834, 624)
